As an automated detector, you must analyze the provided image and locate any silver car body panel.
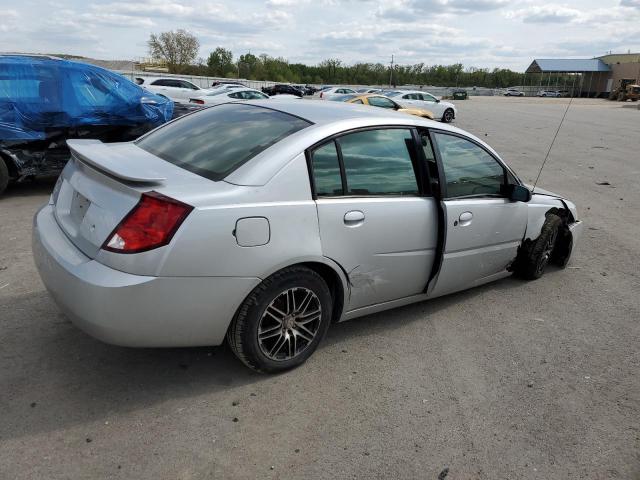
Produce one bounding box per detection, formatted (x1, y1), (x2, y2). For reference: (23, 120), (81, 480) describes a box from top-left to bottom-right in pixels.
(428, 198), (528, 298)
(32, 100), (582, 347)
(33, 204), (261, 347)
(316, 196), (438, 310)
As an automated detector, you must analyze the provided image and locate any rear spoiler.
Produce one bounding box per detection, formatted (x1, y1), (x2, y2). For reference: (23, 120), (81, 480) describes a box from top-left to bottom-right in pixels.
(67, 139), (167, 183)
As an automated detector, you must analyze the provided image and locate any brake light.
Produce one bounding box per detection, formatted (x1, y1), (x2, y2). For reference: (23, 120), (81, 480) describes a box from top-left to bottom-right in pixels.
(102, 192), (193, 254)
(320, 92), (323, 98)
(190, 98), (205, 104)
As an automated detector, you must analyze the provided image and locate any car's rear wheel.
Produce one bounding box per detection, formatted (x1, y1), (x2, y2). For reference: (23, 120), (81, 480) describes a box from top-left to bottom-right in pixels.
(519, 214), (562, 280)
(442, 108), (454, 123)
(227, 266), (332, 373)
(0, 159), (9, 196)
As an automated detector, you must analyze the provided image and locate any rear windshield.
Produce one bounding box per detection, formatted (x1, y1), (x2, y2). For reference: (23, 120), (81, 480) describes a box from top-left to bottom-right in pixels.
(136, 103), (311, 181)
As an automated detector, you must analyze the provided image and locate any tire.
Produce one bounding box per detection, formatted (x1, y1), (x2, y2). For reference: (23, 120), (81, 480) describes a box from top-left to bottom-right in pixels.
(442, 108), (454, 123)
(0, 159), (9, 197)
(227, 266), (333, 373)
(552, 230), (573, 268)
(519, 214), (562, 280)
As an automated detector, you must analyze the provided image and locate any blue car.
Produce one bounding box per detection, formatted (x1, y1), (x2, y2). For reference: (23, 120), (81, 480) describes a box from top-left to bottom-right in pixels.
(0, 55), (174, 196)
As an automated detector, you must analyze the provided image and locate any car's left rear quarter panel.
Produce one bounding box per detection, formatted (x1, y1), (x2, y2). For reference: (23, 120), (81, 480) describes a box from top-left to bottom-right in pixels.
(158, 153), (323, 278)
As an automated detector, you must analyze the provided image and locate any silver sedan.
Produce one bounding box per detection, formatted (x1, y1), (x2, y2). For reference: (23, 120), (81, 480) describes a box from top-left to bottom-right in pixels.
(32, 100), (583, 372)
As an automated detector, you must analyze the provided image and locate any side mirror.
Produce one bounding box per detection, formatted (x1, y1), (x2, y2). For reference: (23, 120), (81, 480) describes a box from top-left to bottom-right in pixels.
(506, 184), (532, 202)
(436, 99), (440, 103)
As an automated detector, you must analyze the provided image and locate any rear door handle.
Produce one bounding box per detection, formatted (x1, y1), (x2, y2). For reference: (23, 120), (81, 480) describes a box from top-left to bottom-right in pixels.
(344, 210), (365, 226)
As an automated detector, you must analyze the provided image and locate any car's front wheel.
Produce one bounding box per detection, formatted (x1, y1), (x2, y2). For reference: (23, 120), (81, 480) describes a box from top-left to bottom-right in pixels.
(227, 266), (332, 373)
(519, 214), (562, 280)
(442, 108), (454, 123)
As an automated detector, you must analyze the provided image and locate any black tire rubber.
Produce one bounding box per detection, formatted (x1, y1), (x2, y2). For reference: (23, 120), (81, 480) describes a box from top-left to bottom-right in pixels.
(442, 108), (454, 123)
(227, 266), (332, 373)
(552, 231), (573, 268)
(520, 214), (562, 280)
(0, 159), (9, 197)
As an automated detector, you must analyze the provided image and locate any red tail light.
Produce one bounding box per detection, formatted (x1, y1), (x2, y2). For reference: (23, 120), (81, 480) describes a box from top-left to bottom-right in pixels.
(190, 98), (205, 104)
(320, 92), (323, 98)
(102, 192), (193, 254)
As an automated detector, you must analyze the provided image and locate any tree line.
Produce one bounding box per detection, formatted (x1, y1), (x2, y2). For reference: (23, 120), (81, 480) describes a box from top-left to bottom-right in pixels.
(147, 29), (565, 88)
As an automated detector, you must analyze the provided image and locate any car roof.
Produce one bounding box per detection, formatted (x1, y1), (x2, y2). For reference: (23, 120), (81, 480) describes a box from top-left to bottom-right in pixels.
(144, 77), (198, 83)
(224, 99), (481, 186)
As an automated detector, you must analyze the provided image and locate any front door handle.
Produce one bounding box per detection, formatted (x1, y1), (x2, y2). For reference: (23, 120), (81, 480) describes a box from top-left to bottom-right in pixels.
(458, 211), (473, 226)
(344, 210), (365, 227)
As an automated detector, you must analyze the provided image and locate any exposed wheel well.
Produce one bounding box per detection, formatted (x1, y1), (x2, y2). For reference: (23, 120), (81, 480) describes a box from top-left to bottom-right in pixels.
(298, 262), (345, 323)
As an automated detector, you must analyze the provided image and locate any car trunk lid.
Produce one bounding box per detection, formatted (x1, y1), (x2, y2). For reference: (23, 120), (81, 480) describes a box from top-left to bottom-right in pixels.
(52, 140), (220, 260)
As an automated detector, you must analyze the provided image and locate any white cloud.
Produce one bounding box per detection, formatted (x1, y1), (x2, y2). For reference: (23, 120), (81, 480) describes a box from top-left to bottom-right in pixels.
(1, 0), (639, 70)
(505, 5), (582, 23)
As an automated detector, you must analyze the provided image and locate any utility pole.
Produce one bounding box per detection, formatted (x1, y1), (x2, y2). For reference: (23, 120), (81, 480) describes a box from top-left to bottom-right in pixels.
(389, 54), (394, 87)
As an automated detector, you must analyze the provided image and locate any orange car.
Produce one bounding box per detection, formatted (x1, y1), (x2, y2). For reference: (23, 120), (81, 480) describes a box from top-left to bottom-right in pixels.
(336, 93), (434, 119)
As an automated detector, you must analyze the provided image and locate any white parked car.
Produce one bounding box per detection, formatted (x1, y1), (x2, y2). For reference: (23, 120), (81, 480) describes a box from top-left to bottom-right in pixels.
(386, 90), (457, 123)
(318, 87), (358, 100)
(536, 90), (561, 97)
(190, 88), (269, 105)
(504, 88), (525, 97)
(136, 77), (212, 103)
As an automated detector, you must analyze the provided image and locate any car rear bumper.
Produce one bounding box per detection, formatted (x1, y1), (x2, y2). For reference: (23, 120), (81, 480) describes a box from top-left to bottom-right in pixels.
(32, 205), (260, 347)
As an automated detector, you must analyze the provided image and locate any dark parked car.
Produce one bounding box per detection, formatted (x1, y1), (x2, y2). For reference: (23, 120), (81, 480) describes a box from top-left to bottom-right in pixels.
(451, 89), (468, 100)
(0, 55), (174, 196)
(261, 84), (304, 97)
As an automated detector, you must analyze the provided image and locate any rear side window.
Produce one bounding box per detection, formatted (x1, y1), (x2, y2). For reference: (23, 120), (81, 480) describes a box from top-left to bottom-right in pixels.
(137, 104), (311, 181)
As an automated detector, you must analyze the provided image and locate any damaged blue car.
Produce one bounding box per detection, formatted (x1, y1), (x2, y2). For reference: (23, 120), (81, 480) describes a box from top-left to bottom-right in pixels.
(0, 55), (174, 196)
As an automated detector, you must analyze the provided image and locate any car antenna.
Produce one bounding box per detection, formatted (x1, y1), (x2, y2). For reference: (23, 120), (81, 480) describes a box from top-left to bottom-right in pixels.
(533, 94), (575, 189)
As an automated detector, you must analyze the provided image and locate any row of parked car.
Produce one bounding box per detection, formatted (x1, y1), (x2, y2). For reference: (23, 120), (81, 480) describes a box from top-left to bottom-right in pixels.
(503, 88), (571, 97)
(316, 86), (457, 122)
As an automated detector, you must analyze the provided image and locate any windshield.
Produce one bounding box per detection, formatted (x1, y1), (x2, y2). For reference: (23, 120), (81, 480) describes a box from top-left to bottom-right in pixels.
(136, 104), (311, 181)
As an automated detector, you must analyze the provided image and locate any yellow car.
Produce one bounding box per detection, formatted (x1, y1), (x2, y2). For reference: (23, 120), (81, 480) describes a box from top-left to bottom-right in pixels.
(337, 93), (434, 119)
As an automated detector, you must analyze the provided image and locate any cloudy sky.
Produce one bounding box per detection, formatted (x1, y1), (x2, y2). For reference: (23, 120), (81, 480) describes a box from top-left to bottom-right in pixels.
(1, 0), (639, 71)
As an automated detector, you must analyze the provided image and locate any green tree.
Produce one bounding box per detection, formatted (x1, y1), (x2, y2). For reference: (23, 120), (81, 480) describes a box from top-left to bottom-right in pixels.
(207, 47), (234, 77)
(147, 29), (200, 74)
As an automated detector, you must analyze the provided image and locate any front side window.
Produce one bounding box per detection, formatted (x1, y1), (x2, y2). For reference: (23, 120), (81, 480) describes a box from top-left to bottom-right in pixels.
(367, 96), (396, 109)
(433, 133), (506, 198)
(137, 103), (311, 181)
(338, 129), (419, 195)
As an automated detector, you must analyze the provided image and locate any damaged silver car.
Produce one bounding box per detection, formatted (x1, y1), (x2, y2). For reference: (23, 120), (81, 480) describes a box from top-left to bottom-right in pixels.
(32, 100), (583, 372)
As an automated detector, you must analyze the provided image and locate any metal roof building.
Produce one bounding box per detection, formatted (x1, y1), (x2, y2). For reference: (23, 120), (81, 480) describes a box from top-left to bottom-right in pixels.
(522, 55), (640, 97)
(525, 59), (611, 74)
